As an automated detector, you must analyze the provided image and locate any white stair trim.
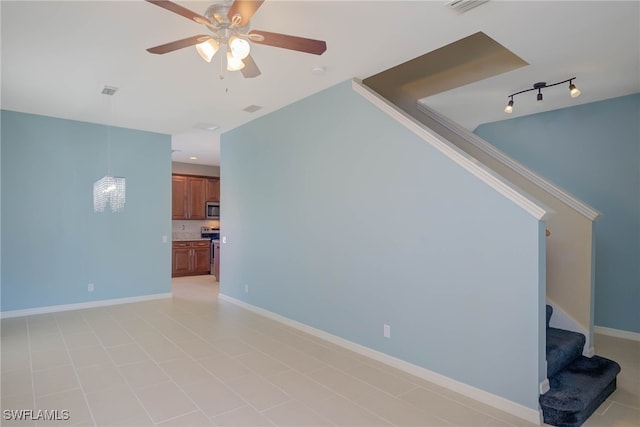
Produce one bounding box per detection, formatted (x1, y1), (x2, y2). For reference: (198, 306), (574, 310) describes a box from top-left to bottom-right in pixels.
(352, 79), (550, 221)
(540, 378), (550, 395)
(415, 102), (601, 222)
(546, 298), (592, 356)
(0, 293), (172, 319)
(220, 293), (542, 425)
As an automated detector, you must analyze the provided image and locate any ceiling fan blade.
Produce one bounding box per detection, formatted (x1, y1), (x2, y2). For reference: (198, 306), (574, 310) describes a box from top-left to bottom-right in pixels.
(241, 55), (261, 78)
(147, 35), (209, 54)
(227, 0), (265, 26)
(249, 30), (327, 55)
(145, 0), (209, 25)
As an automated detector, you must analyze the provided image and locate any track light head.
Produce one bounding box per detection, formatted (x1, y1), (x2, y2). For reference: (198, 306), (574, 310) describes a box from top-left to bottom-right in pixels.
(569, 80), (581, 98)
(504, 98), (514, 114)
(537, 89), (543, 102)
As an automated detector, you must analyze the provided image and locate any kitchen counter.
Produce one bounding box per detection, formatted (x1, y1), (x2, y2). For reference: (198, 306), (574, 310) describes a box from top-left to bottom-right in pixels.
(173, 238), (210, 242)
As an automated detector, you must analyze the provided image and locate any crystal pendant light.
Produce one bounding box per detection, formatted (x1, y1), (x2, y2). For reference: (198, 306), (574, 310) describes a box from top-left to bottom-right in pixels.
(93, 176), (126, 213)
(93, 86), (126, 213)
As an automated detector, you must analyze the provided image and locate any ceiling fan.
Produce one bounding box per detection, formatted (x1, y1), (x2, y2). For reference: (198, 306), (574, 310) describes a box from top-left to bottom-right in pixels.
(145, 0), (327, 78)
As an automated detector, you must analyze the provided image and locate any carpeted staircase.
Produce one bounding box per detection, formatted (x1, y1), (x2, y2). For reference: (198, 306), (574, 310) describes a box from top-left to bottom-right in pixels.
(540, 305), (621, 427)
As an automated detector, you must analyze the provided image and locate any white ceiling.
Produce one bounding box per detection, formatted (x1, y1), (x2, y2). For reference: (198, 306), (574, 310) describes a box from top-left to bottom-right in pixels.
(2, 1), (639, 166)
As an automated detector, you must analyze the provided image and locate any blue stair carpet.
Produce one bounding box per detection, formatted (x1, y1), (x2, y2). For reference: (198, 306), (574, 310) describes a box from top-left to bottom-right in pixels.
(540, 355), (621, 427)
(547, 327), (585, 378)
(541, 305), (621, 427)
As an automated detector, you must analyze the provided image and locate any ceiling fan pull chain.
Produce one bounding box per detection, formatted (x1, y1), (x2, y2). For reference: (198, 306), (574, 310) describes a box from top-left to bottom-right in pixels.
(219, 53), (225, 80)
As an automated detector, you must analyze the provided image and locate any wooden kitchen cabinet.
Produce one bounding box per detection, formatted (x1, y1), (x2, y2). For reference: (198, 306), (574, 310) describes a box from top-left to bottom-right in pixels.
(192, 243), (211, 274)
(206, 177), (220, 202)
(172, 175), (188, 220)
(172, 240), (211, 277)
(172, 174), (206, 220)
(172, 243), (191, 276)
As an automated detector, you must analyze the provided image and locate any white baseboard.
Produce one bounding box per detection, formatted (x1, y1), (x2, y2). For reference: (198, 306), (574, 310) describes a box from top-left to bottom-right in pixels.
(0, 293), (172, 319)
(595, 326), (640, 342)
(219, 293), (542, 425)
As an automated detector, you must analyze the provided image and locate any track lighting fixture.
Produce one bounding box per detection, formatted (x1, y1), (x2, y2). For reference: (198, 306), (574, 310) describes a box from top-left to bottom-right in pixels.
(504, 77), (581, 113)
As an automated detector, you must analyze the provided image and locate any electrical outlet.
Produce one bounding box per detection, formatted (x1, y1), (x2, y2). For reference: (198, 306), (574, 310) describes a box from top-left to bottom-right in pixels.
(383, 324), (391, 338)
(88, 283), (94, 292)
(162, 235), (168, 243)
(244, 284), (249, 294)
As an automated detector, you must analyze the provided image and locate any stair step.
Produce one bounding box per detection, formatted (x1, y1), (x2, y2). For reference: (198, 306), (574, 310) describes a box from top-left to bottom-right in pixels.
(540, 355), (621, 427)
(547, 327), (586, 378)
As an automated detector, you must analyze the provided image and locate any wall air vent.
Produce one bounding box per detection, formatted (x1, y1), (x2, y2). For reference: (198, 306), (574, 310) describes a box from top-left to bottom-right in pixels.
(445, 0), (489, 14)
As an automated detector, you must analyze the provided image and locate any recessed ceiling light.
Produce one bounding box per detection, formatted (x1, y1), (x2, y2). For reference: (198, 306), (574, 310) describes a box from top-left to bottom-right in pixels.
(189, 156), (198, 160)
(311, 65), (326, 75)
(193, 122), (220, 132)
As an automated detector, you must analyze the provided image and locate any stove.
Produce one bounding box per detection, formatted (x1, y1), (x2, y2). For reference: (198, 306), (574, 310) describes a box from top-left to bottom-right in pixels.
(201, 227), (220, 240)
(201, 227), (220, 276)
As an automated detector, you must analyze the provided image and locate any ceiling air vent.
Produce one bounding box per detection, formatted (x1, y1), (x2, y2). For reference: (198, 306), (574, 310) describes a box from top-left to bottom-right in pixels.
(243, 105), (262, 113)
(445, 0), (489, 14)
(101, 85), (118, 96)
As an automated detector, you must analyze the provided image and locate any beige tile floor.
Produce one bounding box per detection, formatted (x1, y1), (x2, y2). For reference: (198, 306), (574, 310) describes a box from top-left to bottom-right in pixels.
(1, 275), (638, 426)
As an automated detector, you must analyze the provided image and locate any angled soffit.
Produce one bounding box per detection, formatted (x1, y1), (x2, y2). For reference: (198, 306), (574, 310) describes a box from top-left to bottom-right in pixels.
(363, 32), (528, 102)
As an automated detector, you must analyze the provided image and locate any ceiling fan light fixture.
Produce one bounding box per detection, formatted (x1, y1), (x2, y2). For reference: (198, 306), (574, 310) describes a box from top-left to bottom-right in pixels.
(144, 0), (328, 79)
(226, 50), (245, 71)
(229, 36), (250, 60)
(196, 38), (219, 62)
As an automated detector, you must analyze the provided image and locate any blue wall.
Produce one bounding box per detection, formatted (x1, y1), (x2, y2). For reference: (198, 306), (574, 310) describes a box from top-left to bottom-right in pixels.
(1, 110), (172, 312)
(475, 93), (640, 334)
(220, 81), (545, 410)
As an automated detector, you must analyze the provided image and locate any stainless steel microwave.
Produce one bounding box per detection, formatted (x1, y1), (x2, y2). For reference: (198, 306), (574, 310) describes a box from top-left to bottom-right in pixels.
(206, 202), (220, 219)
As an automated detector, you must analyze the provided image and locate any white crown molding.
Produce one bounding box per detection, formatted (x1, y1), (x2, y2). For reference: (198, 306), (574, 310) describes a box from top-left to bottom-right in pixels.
(0, 293), (172, 319)
(415, 101), (601, 222)
(220, 292), (542, 425)
(351, 79), (549, 221)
